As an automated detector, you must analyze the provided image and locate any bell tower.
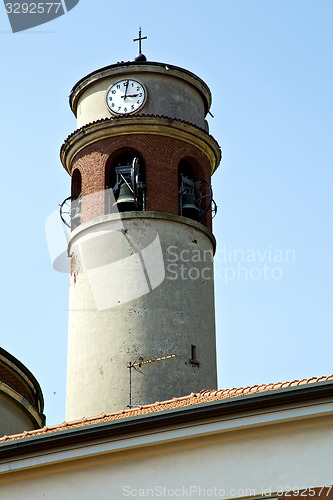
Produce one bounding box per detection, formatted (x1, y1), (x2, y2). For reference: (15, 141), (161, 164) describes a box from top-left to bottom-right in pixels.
(61, 36), (221, 420)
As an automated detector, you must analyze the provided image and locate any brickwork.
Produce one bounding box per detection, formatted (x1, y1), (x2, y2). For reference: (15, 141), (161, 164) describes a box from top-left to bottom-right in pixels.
(0, 362), (35, 406)
(70, 133), (213, 229)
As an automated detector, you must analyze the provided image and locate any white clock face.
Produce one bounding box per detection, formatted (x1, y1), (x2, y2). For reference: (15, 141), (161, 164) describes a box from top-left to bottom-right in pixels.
(106, 79), (146, 115)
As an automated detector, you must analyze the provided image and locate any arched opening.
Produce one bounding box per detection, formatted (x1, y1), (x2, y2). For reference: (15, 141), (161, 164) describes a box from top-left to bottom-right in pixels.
(178, 160), (200, 221)
(178, 160), (216, 223)
(70, 169), (82, 229)
(105, 152), (145, 214)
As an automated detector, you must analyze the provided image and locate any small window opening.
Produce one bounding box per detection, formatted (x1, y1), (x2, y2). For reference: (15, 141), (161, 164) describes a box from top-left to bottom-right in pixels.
(190, 344), (200, 366)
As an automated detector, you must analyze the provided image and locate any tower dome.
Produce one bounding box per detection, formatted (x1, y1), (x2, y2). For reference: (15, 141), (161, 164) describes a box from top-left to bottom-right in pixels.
(0, 347), (44, 436)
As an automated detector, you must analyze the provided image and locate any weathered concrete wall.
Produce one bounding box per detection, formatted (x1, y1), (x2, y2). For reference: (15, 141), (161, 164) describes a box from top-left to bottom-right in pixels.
(66, 212), (217, 420)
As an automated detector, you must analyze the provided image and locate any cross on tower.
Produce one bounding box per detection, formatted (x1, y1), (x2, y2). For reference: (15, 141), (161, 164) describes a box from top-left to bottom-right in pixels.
(133, 27), (147, 55)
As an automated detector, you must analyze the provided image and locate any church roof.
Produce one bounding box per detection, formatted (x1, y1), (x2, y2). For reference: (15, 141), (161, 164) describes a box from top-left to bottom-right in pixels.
(0, 374), (332, 444)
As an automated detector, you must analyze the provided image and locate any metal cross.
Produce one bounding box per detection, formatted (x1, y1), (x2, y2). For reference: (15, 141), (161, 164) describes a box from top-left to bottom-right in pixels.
(133, 27), (147, 55)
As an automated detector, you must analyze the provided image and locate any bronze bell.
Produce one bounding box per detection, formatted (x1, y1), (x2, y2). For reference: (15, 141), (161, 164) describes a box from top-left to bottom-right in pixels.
(181, 193), (200, 221)
(113, 183), (136, 212)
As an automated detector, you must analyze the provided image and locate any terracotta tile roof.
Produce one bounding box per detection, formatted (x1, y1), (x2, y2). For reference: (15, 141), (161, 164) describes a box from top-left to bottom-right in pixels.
(1, 374), (332, 444)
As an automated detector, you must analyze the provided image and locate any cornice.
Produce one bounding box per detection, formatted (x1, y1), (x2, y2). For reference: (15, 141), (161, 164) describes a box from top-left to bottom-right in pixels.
(60, 115), (221, 176)
(67, 211), (216, 254)
(69, 61), (212, 117)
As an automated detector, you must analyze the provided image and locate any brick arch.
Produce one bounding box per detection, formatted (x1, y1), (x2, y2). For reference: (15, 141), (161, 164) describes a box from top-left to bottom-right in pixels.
(170, 146), (212, 184)
(104, 146), (146, 190)
(71, 168), (82, 197)
(181, 157), (206, 183)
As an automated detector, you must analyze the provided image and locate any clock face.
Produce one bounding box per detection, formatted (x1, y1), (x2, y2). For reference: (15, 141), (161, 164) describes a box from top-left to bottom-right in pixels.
(106, 79), (146, 115)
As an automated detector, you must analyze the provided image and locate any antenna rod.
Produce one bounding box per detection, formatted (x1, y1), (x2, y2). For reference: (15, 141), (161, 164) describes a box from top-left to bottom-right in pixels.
(132, 354), (177, 367)
(128, 361), (133, 408)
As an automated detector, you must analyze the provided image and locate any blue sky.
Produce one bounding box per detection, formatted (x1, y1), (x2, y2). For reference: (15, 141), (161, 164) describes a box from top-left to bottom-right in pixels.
(0, 0), (332, 425)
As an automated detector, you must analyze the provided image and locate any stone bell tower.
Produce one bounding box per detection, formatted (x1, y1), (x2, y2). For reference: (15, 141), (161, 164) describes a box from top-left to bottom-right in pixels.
(61, 34), (221, 420)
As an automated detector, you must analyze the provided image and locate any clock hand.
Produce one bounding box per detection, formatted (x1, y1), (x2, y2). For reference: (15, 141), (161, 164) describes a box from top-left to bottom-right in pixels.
(121, 94), (139, 98)
(123, 80), (130, 100)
